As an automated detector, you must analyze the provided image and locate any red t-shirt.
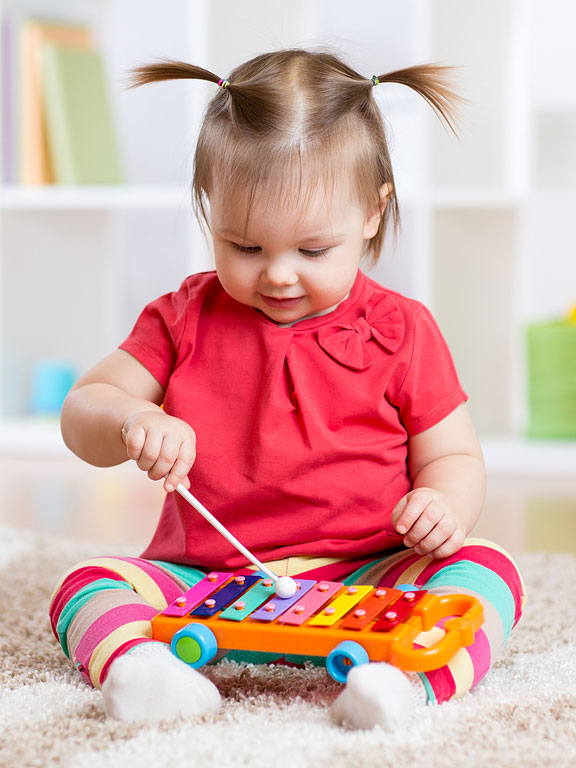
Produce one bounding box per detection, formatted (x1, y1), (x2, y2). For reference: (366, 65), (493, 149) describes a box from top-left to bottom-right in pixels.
(120, 269), (467, 569)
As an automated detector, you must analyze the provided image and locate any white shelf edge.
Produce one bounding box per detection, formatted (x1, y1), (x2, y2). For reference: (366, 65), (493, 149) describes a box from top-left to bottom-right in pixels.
(0, 185), (192, 211)
(3, 186), (574, 213)
(481, 435), (576, 476)
(0, 419), (68, 457)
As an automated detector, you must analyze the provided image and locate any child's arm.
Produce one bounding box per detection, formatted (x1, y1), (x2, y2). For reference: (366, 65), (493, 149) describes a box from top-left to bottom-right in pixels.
(391, 403), (485, 560)
(61, 349), (196, 491)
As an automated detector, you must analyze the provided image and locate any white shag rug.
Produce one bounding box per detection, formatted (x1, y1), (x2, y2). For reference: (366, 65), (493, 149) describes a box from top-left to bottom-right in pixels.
(1, 524), (576, 768)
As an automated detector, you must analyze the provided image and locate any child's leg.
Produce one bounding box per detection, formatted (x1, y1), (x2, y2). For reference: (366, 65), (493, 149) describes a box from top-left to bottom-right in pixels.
(332, 537), (526, 729)
(49, 557), (221, 722)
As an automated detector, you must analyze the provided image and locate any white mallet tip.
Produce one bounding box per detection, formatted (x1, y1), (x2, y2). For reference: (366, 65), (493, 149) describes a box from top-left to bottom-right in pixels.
(275, 575), (297, 599)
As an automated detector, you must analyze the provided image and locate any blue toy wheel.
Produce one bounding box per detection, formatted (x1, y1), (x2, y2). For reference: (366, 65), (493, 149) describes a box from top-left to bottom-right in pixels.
(171, 623), (218, 668)
(326, 641), (369, 683)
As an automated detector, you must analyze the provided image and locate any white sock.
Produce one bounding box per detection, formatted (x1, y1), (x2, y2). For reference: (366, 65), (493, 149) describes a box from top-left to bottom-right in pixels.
(101, 642), (221, 723)
(331, 662), (428, 731)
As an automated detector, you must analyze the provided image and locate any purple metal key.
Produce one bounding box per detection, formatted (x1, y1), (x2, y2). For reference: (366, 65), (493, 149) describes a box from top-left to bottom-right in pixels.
(249, 579), (317, 622)
(191, 574), (262, 617)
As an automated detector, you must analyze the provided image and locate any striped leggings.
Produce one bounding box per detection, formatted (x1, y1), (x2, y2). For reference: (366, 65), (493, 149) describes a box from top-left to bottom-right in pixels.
(49, 538), (526, 705)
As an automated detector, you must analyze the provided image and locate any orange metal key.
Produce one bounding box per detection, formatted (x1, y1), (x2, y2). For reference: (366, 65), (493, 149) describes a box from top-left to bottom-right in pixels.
(340, 587), (404, 630)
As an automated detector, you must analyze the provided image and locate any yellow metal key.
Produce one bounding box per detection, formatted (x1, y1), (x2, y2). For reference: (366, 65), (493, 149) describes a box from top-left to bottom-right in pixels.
(308, 585), (373, 627)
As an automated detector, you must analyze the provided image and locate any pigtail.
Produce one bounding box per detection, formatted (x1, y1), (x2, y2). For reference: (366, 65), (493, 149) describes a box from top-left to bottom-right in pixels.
(372, 64), (464, 136)
(128, 57), (288, 135)
(128, 59), (222, 89)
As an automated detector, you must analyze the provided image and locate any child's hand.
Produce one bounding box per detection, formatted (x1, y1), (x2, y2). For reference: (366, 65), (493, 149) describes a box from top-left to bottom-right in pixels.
(120, 411), (196, 493)
(391, 488), (466, 560)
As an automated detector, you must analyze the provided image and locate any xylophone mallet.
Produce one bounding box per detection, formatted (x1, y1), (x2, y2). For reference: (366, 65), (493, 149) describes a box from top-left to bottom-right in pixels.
(174, 483), (298, 599)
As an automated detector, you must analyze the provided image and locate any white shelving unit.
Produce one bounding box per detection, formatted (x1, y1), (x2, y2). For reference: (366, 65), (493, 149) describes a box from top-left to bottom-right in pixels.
(426, 0), (575, 473)
(1, 0), (575, 476)
(0, 185), (190, 210)
(0, 0), (214, 440)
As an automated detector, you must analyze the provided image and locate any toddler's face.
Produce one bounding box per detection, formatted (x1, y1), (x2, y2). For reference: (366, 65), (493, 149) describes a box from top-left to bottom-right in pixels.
(210, 183), (381, 324)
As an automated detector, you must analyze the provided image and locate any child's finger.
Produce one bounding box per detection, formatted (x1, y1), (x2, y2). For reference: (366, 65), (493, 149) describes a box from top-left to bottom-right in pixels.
(393, 492), (429, 535)
(147, 434), (181, 481)
(391, 496), (409, 528)
(402, 506), (441, 547)
(426, 531), (463, 560)
(413, 527), (444, 555)
(412, 516), (454, 555)
(123, 425), (147, 462)
(164, 456), (193, 492)
(136, 430), (163, 472)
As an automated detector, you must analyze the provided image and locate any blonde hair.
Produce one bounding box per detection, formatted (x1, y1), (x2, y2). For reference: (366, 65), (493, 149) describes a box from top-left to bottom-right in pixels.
(131, 49), (461, 265)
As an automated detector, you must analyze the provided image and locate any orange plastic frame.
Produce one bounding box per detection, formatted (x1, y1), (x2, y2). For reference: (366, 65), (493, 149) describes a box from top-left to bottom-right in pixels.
(152, 581), (484, 673)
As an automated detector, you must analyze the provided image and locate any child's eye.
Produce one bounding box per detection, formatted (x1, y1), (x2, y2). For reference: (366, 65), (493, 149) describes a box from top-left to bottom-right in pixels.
(300, 249), (329, 258)
(232, 243), (260, 253)
(231, 243), (330, 258)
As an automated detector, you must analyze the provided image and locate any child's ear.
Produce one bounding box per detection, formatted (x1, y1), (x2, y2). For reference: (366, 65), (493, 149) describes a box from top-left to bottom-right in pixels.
(363, 183), (393, 239)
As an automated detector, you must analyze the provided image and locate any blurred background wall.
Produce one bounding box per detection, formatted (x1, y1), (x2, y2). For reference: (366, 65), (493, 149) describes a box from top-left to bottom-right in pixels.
(1, 0), (575, 551)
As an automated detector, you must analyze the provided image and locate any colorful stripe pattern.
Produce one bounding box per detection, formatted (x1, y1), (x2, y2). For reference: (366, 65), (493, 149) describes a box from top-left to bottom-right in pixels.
(337, 538), (526, 704)
(48, 538), (525, 701)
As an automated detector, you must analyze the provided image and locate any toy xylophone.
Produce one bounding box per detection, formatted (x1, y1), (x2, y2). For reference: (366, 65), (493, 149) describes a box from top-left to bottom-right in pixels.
(151, 571), (484, 683)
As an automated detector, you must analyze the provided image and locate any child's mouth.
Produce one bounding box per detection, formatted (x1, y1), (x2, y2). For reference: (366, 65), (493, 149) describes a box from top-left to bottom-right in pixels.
(261, 294), (304, 309)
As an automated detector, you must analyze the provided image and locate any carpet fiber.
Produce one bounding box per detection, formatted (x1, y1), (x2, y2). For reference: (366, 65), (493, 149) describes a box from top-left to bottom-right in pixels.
(1, 524), (576, 768)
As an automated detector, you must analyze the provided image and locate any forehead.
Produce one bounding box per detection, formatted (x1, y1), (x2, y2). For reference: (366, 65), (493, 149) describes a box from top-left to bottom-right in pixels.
(210, 179), (362, 240)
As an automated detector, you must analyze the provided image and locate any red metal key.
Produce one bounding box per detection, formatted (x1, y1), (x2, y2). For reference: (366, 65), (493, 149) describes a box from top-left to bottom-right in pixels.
(371, 589), (428, 632)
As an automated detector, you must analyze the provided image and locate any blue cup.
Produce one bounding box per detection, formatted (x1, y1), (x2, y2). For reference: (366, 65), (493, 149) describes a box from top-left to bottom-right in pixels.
(29, 361), (76, 415)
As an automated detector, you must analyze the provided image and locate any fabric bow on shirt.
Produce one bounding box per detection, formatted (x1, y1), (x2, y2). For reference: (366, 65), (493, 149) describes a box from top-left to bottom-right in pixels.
(316, 292), (405, 370)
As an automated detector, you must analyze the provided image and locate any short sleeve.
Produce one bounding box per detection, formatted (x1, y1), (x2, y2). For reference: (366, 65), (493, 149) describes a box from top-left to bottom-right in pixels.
(391, 304), (467, 435)
(119, 272), (216, 390)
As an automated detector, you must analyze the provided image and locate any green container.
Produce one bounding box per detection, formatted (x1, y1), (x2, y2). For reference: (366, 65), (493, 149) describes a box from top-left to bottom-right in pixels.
(526, 319), (576, 439)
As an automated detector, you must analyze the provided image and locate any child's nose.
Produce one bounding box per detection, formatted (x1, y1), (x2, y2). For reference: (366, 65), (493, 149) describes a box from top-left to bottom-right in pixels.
(261, 258), (298, 286)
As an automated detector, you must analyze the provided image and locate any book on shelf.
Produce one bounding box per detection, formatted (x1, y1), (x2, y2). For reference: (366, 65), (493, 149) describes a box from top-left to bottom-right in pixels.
(6, 16), (122, 185)
(19, 19), (94, 184)
(42, 43), (122, 184)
